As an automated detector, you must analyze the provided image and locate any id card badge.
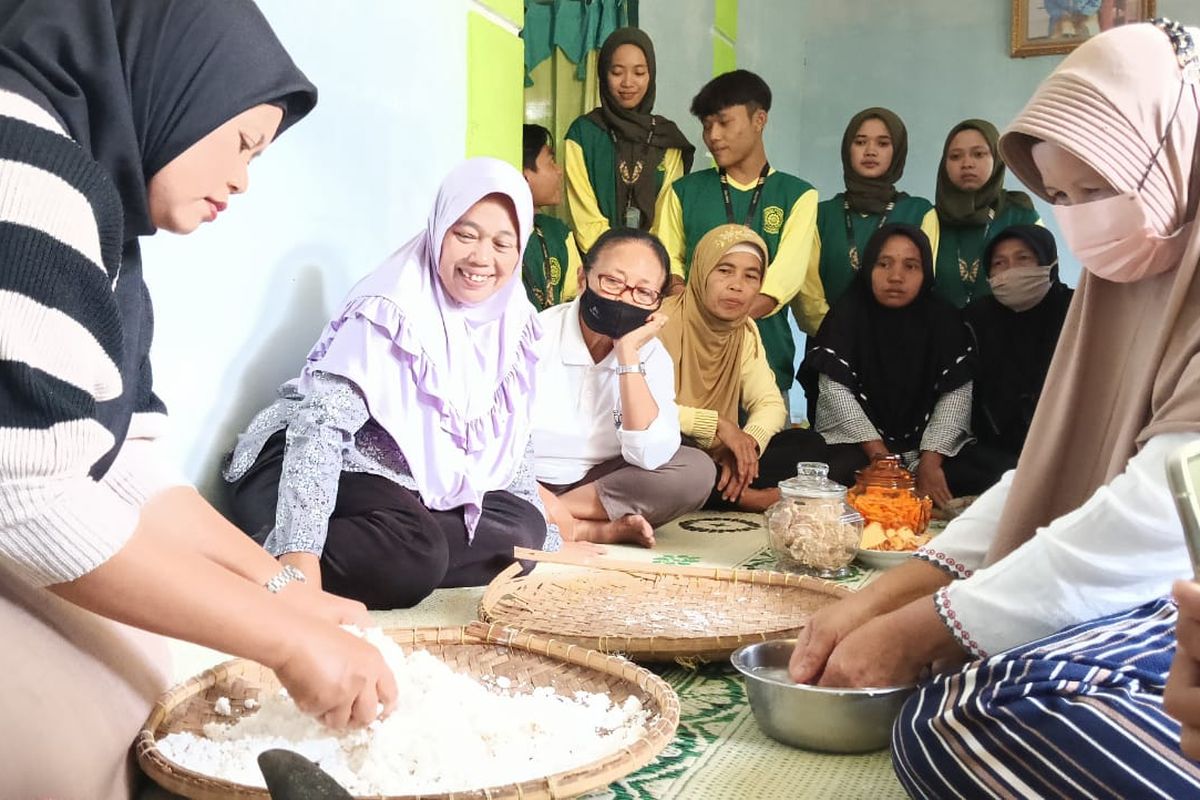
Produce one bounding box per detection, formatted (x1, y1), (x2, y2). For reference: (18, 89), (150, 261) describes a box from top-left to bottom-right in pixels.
(624, 206), (642, 229)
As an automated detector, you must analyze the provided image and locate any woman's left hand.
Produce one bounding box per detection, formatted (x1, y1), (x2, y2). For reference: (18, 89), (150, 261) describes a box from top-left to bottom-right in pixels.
(818, 597), (968, 688)
(614, 311), (669, 362)
(916, 452), (953, 508)
(713, 446), (755, 502)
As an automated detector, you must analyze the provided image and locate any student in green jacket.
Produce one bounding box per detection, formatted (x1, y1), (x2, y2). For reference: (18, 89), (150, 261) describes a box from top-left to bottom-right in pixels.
(934, 119), (1041, 308)
(651, 69), (822, 398)
(563, 27), (694, 253)
(813, 107), (939, 309)
(521, 124), (582, 309)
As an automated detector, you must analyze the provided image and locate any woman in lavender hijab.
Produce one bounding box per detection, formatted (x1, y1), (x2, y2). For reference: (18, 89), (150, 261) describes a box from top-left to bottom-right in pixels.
(225, 158), (562, 610)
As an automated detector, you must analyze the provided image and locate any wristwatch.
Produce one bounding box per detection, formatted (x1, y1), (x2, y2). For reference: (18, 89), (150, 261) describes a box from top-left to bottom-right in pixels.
(615, 362), (646, 376)
(264, 564), (307, 593)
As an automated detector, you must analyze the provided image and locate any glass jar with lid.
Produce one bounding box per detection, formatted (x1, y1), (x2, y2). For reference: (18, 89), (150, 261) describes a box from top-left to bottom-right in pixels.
(764, 462), (863, 579)
(846, 454), (933, 547)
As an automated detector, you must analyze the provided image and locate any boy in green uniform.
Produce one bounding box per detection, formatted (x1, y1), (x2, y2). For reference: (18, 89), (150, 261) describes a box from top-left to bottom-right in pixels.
(521, 124), (582, 309)
(651, 70), (822, 399)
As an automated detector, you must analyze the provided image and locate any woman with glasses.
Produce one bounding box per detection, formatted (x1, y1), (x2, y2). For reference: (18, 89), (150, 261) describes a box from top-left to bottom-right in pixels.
(533, 228), (715, 547)
(659, 225), (827, 513)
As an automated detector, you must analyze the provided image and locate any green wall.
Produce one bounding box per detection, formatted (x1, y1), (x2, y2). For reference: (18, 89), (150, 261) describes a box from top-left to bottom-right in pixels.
(467, 1), (524, 167)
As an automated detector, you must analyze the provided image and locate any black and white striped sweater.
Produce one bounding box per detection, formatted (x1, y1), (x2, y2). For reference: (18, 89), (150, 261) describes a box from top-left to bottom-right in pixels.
(0, 89), (179, 587)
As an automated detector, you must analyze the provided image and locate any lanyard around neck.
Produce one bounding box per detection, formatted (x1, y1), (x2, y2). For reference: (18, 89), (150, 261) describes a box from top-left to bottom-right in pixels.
(611, 120), (657, 226)
(720, 162), (770, 227)
(843, 197), (896, 271)
(533, 225), (559, 305)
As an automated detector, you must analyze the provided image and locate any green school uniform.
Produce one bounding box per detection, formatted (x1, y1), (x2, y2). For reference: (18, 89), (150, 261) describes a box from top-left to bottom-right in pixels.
(565, 116), (671, 230)
(521, 213), (573, 310)
(816, 192), (935, 308)
(672, 167), (816, 394)
(935, 205), (1042, 308)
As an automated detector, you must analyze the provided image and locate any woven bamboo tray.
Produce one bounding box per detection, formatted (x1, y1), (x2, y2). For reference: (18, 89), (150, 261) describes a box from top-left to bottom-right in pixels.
(136, 622), (680, 799)
(478, 548), (852, 662)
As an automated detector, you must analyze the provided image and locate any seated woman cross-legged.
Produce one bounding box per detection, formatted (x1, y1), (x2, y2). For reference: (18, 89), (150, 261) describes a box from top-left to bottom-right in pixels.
(659, 224), (827, 513)
(534, 229), (715, 548)
(225, 159), (558, 611)
(800, 223), (1003, 503)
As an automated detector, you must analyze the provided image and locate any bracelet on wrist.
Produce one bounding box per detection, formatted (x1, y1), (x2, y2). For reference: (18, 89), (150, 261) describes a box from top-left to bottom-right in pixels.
(264, 564), (307, 593)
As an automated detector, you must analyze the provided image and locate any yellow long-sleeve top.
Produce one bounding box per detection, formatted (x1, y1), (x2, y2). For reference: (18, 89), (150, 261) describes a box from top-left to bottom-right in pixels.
(651, 170), (824, 335)
(560, 230), (583, 301)
(564, 137), (685, 254)
(677, 325), (788, 453)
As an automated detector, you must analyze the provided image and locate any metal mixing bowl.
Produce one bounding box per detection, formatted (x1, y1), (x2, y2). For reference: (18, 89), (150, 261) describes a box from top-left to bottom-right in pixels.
(730, 639), (916, 753)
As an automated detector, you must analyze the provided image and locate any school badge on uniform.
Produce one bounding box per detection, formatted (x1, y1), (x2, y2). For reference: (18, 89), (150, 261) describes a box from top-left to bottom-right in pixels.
(762, 205), (784, 235)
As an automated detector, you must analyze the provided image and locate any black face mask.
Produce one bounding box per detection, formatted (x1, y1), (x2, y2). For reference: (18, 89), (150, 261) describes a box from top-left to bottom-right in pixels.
(579, 286), (652, 339)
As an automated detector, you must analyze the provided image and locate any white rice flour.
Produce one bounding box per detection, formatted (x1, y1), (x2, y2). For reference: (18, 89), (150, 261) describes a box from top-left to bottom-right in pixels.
(157, 628), (652, 795)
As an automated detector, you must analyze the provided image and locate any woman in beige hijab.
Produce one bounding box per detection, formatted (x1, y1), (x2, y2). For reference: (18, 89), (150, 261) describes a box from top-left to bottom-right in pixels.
(659, 224), (826, 511)
(787, 20), (1200, 797)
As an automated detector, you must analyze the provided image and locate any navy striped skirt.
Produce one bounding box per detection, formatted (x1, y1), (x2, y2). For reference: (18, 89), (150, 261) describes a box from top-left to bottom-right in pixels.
(892, 599), (1200, 799)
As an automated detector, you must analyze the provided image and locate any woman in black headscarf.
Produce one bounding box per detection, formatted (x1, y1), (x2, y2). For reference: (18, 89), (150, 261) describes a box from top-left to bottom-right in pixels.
(800, 224), (996, 503)
(0, 2), (394, 795)
(563, 27), (695, 252)
(964, 225), (1074, 473)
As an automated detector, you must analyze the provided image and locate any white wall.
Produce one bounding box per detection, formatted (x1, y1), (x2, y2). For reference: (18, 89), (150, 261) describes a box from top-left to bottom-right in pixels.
(639, 1), (713, 157)
(142, 0), (470, 500)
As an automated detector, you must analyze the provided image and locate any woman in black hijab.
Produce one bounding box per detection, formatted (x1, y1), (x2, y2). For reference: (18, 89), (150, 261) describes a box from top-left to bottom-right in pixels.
(964, 224), (1074, 471)
(800, 224), (995, 503)
(0, 2), (394, 795)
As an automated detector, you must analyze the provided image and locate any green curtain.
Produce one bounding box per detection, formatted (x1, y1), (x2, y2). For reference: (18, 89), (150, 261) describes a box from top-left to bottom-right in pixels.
(523, 0), (635, 85)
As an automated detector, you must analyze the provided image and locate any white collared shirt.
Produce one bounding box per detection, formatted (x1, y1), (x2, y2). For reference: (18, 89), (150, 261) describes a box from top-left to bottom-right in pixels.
(532, 298), (681, 485)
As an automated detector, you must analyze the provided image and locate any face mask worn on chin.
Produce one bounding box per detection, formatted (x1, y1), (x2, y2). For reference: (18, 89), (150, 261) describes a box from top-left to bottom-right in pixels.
(989, 264), (1053, 312)
(579, 286), (651, 339)
(1053, 193), (1193, 284)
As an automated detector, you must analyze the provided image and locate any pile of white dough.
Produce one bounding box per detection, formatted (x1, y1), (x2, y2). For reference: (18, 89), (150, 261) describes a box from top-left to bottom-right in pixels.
(157, 628), (652, 795)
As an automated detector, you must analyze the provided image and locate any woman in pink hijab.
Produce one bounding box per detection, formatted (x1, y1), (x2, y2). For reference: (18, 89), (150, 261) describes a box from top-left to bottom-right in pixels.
(225, 158), (560, 609)
(787, 21), (1200, 796)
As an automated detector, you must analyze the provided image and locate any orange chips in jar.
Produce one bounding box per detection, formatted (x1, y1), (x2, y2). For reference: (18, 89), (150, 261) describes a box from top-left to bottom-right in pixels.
(846, 455), (933, 551)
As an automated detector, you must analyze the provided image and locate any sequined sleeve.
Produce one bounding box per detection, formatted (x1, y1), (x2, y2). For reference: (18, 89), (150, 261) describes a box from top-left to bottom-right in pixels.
(261, 372), (370, 558)
(506, 437), (561, 552)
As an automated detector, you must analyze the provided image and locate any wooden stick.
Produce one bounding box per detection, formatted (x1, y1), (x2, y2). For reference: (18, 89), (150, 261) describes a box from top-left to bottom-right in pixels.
(512, 546), (849, 596)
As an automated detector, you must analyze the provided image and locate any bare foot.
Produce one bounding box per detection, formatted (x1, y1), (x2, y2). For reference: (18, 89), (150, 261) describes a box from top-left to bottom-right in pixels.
(575, 514), (656, 548)
(736, 487), (780, 513)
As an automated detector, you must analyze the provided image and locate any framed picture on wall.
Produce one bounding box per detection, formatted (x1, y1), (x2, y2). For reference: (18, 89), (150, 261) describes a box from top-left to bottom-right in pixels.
(1011, 0), (1157, 57)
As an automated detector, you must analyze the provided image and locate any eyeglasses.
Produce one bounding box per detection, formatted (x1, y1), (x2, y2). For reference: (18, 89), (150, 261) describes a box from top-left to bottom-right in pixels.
(594, 272), (662, 306)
